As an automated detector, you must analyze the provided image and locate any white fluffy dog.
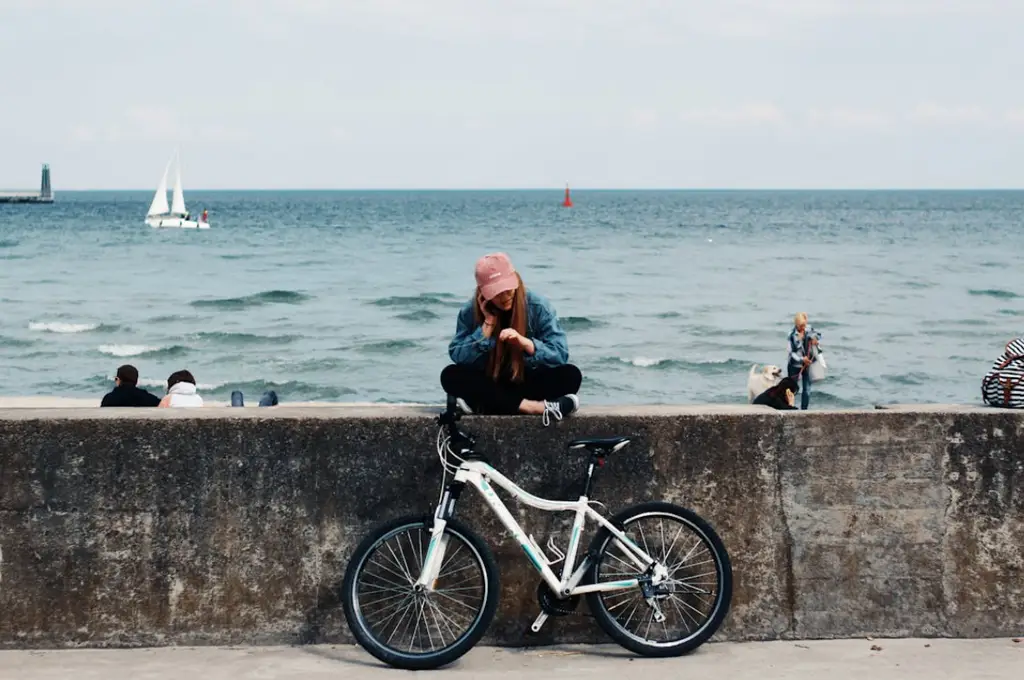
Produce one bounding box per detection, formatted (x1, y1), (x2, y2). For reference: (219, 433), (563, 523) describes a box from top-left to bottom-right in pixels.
(747, 364), (783, 403)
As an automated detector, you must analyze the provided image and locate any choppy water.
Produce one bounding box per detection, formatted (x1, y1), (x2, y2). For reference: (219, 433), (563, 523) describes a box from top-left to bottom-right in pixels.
(1, 190), (1022, 407)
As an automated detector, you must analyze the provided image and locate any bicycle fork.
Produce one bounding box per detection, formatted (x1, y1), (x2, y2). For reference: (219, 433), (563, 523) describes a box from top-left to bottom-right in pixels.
(414, 482), (463, 591)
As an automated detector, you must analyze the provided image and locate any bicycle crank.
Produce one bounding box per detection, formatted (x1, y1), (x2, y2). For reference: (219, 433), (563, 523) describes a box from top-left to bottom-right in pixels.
(529, 582), (584, 633)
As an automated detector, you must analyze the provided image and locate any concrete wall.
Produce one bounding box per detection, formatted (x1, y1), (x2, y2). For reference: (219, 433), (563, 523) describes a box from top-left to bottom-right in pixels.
(0, 405), (1021, 648)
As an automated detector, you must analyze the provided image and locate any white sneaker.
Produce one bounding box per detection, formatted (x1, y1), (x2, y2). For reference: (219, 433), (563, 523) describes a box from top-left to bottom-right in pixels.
(542, 394), (579, 426)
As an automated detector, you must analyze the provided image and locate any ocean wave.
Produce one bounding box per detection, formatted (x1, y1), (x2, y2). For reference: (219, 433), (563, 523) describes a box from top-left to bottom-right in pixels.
(148, 314), (203, 323)
(969, 288), (1019, 299)
(190, 289), (312, 309)
(604, 356), (750, 372)
(0, 335), (34, 348)
(999, 308), (1024, 316)
(0, 239), (19, 248)
(194, 331), (300, 345)
(395, 309), (441, 322)
(359, 339), (423, 353)
(135, 378), (225, 391)
(880, 372), (932, 386)
(209, 379), (357, 400)
(807, 391), (861, 408)
(560, 316), (605, 332)
(370, 293), (462, 308)
(29, 321), (112, 334)
(97, 344), (190, 358)
(284, 357), (350, 372)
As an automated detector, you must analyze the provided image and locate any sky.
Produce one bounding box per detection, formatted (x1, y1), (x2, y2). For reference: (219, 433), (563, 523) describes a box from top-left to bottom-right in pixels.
(1, 0), (1022, 190)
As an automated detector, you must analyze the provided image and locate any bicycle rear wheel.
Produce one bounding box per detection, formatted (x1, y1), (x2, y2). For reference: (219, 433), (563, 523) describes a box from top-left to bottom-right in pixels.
(585, 501), (732, 657)
(342, 515), (499, 670)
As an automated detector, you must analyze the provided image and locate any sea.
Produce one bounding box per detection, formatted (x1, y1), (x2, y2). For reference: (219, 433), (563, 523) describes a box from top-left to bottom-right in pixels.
(1, 190), (1022, 408)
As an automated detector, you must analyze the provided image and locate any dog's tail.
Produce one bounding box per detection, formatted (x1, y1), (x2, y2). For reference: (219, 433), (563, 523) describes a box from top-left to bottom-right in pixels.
(749, 364), (759, 378)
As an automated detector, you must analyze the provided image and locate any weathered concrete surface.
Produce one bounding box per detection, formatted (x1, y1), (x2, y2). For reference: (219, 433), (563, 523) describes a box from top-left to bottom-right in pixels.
(0, 405), (1021, 648)
(2, 639), (1023, 680)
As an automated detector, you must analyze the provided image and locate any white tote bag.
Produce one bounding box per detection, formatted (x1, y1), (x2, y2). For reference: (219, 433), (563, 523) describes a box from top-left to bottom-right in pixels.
(807, 352), (828, 383)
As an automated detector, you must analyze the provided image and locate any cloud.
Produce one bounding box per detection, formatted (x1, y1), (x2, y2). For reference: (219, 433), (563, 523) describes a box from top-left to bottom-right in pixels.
(70, 124), (99, 143)
(908, 103), (992, 125)
(124, 106), (184, 140)
(808, 108), (893, 131)
(627, 108), (660, 129)
(678, 104), (786, 126)
(328, 126), (351, 143)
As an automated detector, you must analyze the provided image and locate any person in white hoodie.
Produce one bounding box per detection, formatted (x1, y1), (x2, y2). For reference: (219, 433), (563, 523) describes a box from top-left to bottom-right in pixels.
(158, 369), (204, 408)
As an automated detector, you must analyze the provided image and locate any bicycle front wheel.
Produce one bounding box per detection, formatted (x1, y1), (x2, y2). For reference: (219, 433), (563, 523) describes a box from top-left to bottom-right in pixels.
(585, 501), (733, 657)
(341, 515), (499, 670)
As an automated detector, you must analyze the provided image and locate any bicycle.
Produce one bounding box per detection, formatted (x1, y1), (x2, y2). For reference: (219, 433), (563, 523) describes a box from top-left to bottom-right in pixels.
(341, 404), (733, 670)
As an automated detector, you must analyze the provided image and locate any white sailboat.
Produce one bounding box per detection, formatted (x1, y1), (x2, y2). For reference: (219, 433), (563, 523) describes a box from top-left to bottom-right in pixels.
(145, 151), (210, 229)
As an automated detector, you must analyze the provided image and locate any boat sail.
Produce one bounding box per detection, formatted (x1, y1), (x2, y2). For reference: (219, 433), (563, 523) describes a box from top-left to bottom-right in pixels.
(145, 150), (209, 229)
(147, 159), (171, 217)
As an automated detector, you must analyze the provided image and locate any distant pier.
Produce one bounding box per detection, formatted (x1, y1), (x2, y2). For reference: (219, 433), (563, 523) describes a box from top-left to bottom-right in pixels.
(0, 164), (54, 203)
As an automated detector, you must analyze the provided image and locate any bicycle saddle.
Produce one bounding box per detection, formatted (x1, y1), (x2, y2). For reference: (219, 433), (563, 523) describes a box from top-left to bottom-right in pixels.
(567, 436), (631, 454)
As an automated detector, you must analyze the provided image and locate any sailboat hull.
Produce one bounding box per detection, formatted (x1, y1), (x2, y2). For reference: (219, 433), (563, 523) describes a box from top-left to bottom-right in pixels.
(146, 216), (210, 229)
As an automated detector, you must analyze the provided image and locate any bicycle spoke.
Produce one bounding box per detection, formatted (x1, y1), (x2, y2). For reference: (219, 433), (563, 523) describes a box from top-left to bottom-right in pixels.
(354, 523), (489, 658)
(596, 512), (725, 649)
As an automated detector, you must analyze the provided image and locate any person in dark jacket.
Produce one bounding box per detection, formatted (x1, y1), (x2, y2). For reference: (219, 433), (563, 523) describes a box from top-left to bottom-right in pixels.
(441, 252), (581, 422)
(100, 365), (161, 407)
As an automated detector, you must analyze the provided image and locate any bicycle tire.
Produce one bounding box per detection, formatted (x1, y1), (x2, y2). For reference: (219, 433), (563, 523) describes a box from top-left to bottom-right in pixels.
(342, 515), (500, 670)
(584, 501), (733, 657)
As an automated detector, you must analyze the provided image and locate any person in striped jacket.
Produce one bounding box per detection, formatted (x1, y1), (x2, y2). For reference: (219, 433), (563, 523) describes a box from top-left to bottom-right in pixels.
(982, 336), (1024, 408)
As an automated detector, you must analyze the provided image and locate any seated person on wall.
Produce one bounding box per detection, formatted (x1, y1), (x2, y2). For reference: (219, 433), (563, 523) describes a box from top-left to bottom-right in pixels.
(158, 369), (204, 408)
(440, 252), (581, 423)
(100, 364), (161, 407)
(982, 335), (1024, 408)
(753, 376), (800, 411)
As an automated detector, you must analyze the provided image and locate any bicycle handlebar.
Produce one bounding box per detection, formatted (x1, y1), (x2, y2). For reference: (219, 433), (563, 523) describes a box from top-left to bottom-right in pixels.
(438, 403), (475, 452)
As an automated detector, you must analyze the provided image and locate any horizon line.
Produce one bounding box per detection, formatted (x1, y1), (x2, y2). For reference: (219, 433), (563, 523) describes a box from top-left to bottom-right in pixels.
(29, 186), (1024, 193)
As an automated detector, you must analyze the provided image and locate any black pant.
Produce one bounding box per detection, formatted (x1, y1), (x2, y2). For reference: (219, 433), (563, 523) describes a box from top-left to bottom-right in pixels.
(440, 364), (583, 415)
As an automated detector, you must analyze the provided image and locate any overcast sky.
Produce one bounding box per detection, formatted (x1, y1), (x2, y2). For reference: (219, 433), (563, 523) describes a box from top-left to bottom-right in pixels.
(1, 0), (1022, 189)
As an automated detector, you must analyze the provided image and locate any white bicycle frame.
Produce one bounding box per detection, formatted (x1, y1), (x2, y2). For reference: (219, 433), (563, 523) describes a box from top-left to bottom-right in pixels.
(415, 458), (666, 620)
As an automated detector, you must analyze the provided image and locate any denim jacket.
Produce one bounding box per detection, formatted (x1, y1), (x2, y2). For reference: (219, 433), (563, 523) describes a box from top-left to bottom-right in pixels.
(448, 291), (569, 370)
(788, 326), (822, 368)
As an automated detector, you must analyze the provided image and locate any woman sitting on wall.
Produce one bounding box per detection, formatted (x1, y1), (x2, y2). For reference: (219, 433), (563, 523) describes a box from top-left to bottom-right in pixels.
(440, 252), (582, 424)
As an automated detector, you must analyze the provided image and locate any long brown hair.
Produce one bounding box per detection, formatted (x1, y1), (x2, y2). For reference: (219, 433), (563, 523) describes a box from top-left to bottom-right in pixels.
(473, 273), (528, 382)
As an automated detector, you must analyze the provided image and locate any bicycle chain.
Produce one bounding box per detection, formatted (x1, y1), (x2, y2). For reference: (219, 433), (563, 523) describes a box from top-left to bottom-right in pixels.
(536, 581), (591, 618)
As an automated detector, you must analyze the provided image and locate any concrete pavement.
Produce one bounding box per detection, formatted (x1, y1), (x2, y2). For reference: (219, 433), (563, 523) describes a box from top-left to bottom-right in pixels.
(1, 639), (1021, 679)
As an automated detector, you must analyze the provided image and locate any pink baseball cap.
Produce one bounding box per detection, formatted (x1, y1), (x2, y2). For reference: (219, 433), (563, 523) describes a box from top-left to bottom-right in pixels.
(475, 252), (518, 301)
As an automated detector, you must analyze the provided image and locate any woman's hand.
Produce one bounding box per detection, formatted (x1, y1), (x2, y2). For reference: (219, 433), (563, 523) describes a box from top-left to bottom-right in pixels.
(499, 328), (535, 354)
(478, 292), (497, 337)
(803, 356), (812, 366)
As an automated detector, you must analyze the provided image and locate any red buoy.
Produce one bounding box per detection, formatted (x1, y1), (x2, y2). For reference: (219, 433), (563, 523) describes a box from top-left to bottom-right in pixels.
(562, 184), (573, 208)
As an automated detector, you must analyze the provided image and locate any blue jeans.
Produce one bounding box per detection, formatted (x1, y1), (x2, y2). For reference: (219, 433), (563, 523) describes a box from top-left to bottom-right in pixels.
(788, 363), (811, 410)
